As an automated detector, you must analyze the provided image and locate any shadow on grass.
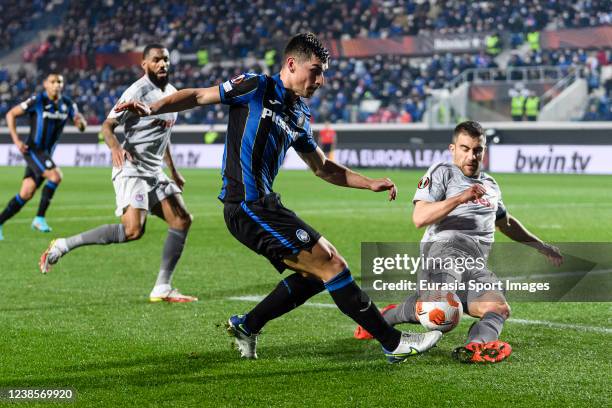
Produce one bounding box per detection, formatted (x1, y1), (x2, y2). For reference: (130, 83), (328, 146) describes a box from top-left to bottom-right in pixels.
(0, 281), (275, 312)
(0, 335), (451, 390)
(0, 299), (146, 313)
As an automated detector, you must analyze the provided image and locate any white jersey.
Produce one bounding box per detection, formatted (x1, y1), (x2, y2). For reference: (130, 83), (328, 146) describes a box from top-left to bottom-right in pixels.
(107, 75), (178, 178)
(413, 162), (507, 245)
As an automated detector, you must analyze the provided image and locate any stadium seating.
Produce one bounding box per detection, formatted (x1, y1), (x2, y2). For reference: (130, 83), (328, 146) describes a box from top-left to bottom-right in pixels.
(3, 48), (608, 125)
(1, 1), (610, 125)
(29, 0), (612, 58)
(0, 0), (46, 51)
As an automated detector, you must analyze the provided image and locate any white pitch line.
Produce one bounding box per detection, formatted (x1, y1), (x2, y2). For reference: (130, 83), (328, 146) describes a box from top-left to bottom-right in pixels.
(227, 295), (612, 334)
(504, 268), (612, 281)
(229, 295), (337, 308)
(503, 318), (612, 334)
(7, 206), (403, 225)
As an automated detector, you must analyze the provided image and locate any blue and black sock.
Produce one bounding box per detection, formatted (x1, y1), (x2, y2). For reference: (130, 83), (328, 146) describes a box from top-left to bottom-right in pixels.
(0, 194), (27, 225)
(37, 181), (58, 217)
(325, 268), (401, 351)
(245, 273), (325, 333)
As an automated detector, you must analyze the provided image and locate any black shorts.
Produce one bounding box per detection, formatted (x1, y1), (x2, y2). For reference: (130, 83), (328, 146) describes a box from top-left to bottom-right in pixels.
(223, 193), (321, 273)
(23, 150), (55, 186)
(321, 143), (333, 154)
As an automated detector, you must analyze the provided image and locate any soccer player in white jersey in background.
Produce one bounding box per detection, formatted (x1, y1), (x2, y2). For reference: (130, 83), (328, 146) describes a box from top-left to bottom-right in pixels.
(354, 121), (563, 363)
(39, 44), (197, 303)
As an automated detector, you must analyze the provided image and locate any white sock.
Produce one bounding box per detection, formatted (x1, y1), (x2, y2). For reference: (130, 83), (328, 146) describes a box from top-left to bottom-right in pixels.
(55, 238), (69, 254)
(150, 284), (172, 297)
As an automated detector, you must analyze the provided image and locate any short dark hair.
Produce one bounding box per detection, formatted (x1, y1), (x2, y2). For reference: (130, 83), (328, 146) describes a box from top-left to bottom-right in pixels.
(45, 71), (63, 79)
(143, 43), (166, 59)
(284, 32), (329, 65)
(453, 120), (485, 143)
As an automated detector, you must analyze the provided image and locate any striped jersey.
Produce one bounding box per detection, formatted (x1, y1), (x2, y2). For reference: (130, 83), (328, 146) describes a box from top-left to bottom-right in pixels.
(218, 73), (317, 203)
(20, 92), (78, 153)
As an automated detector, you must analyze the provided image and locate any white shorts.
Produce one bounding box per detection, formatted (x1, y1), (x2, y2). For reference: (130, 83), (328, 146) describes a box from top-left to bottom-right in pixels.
(113, 173), (182, 217)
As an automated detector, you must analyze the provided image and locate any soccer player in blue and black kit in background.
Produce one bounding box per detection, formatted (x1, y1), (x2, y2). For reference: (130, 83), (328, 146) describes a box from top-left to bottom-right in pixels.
(0, 72), (86, 240)
(116, 33), (442, 363)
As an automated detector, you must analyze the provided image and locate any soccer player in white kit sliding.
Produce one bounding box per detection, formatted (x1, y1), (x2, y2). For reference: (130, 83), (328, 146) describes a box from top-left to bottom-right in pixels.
(354, 121), (563, 363)
(39, 44), (197, 303)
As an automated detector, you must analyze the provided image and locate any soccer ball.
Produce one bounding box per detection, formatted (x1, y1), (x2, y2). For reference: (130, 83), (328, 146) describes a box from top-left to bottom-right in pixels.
(416, 292), (463, 333)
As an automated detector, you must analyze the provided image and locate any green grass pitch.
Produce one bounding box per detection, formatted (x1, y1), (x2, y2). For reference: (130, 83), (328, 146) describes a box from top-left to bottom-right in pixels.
(0, 167), (610, 407)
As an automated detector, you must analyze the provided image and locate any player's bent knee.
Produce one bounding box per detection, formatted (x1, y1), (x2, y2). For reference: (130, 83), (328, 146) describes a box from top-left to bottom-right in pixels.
(51, 173), (62, 184)
(498, 303), (511, 319)
(330, 253), (348, 272)
(46, 170), (62, 184)
(124, 226), (144, 241)
(20, 190), (35, 201)
(471, 301), (510, 319)
(168, 213), (192, 231)
(319, 252), (348, 281)
(488, 303), (510, 319)
(179, 213), (192, 230)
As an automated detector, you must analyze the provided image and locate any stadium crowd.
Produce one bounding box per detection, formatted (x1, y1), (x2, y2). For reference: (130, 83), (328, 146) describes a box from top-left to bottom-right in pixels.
(23, 0), (612, 60)
(0, 0), (46, 52)
(1, 0), (611, 124)
(3, 47), (609, 125)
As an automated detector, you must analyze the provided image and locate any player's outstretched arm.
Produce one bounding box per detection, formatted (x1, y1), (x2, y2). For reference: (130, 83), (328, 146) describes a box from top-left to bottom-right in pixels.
(298, 147), (397, 200)
(5, 105), (28, 153)
(114, 86), (221, 116)
(412, 184), (486, 228)
(496, 214), (563, 266)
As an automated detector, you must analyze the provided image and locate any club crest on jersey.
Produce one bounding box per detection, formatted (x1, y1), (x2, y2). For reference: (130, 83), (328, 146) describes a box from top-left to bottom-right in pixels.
(296, 229), (310, 243)
(418, 176), (430, 189)
(231, 74), (245, 85)
(135, 194), (144, 202)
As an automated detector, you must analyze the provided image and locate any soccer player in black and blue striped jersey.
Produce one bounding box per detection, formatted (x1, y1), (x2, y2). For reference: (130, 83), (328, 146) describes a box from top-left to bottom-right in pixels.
(116, 33), (442, 363)
(0, 73), (86, 240)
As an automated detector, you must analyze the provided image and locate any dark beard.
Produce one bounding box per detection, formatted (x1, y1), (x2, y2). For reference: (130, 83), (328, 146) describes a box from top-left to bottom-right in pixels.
(148, 72), (169, 89)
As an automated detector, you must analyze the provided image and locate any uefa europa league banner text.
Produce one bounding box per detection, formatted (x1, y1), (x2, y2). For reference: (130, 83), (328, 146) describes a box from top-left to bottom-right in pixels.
(360, 243), (612, 303)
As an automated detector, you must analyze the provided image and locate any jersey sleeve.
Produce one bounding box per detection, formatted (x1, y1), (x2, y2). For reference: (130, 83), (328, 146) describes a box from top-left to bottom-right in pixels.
(291, 109), (317, 153)
(19, 95), (37, 113)
(487, 174), (507, 220)
(107, 87), (136, 124)
(413, 163), (450, 203)
(68, 100), (79, 121)
(219, 73), (261, 105)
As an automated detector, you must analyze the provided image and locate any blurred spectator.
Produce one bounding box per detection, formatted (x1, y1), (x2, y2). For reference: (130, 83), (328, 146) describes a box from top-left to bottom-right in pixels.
(525, 90), (540, 121)
(318, 122), (337, 159)
(0, 1), (45, 51)
(0, 1), (610, 125)
(25, 0), (612, 64)
(582, 104), (600, 121)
